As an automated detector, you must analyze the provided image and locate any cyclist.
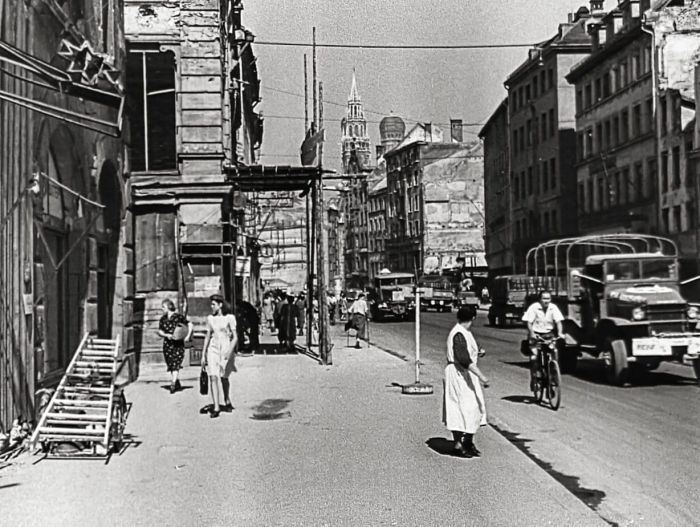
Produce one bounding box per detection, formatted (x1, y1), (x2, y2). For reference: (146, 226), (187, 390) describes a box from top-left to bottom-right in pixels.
(522, 290), (564, 390)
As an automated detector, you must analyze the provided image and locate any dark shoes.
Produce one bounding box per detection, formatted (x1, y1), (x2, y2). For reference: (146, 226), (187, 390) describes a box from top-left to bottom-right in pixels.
(169, 380), (183, 394)
(355, 342), (361, 349)
(199, 404), (213, 414)
(210, 409), (220, 419)
(221, 403), (234, 413)
(455, 442), (481, 458)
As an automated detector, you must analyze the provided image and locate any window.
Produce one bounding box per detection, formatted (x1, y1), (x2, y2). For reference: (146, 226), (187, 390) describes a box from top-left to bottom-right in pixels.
(619, 60), (628, 87)
(550, 158), (556, 190)
(584, 83), (592, 108)
(672, 146), (680, 189)
(540, 70), (546, 92)
(520, 126), (525, 151)
(595, 77), (602, 102)
(551, 209), (557, 233)
(644, 97), (653, 134)
(647, 158), (657, 197)
(672, 94), (681, 133)
(620, 167), (629, 205)
(525, 84), (531, 102)
(577, 132), (585, 161)
(611, 171), (619, 206)
(587, 180), (594, 214)
(673, 205), (682, 233)
(602, 73), (610, 98)
(596, 122), (603, 153)
(660, 96), (667, 135)
(526, 119), (532, 146)
(597, 176), (606, 211)
(661, 207), (670, 233)
(585, 128), (593, 158)
(541, 112), (548, 141)
(578, 183), (586, 213)
(528, 166), (533, 195)
(604, 119), (611, 147)
(576, 89), (583, 113)
(549, 109), (555, 137)
(533, 76), (539, 99)
(126, 49), (177, 171)
(631, 53), (640, 81)
(612, 115), (619, 146)
(633, 162), (644, 202)
(548, 68), (555, 91)
(513, 174), (519, 201)
(686, 140), (694, 188)
(632, 104), (641, 137)
(661, 151), (669, 192)
(688, 201), (697, 229)
(620, 109), (629, 142)
(643, 47), (651, 73)
(542, 161), (549, 192)
(513, 130), (519, 154)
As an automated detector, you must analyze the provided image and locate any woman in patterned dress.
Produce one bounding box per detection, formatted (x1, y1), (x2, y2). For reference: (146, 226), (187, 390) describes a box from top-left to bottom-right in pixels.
(157, 299), (193, 394)
(201, 295), (238, 418)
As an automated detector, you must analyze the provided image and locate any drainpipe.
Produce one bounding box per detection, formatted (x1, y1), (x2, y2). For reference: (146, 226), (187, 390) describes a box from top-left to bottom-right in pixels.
(641, 16), (659, 233)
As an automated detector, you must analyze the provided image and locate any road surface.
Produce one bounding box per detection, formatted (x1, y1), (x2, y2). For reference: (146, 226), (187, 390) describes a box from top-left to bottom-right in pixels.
(367, 309), (700, 527)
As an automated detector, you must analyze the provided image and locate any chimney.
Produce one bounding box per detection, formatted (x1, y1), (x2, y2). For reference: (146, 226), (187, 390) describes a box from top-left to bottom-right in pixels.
(450, 119), (463, 143)
(424, 123), (432, 141)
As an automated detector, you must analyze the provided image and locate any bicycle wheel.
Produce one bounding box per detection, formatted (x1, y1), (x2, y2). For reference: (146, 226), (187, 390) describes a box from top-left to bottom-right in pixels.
(547, 360), (562, 410)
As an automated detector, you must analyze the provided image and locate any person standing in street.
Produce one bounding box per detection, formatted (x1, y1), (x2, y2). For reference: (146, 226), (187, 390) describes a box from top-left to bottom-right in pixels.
(347, 292), (369, 348)
(443, 306), (489, 457)
(201, 295), (238, 418)
(157, 299), (193, 394)
(295, 293), (307, 336)
(262, 293), (275, 334)
(276, 294), (299, 352)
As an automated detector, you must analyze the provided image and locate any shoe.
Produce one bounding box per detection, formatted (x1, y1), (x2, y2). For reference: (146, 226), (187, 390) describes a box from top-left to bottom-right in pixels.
(464, 444), (481, 457)
(221, 403), (234, 412)
(199, 405), (213, 415)
(454, 443), (473, 458)
(175, 380), (182, 391)
(169, 384), (176, 394)
(355, 342), (361, 349)
(210, 409), (220, 419)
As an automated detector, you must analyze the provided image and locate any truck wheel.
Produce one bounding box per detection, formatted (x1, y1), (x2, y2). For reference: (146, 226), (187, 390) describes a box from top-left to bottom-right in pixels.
(488, 314), (496, 326)
(497, 315), (506, 327)
(559, 346), (578, 374)
(602, 338), (629, 386)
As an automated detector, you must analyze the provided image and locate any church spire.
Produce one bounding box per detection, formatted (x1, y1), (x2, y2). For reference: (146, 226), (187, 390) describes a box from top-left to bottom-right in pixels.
(349, 68), (360, 101)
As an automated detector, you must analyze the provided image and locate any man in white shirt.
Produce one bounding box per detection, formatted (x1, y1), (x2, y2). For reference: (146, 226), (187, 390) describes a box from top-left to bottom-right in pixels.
(347, 293), (369, 348)
(522, 291), (564, 386)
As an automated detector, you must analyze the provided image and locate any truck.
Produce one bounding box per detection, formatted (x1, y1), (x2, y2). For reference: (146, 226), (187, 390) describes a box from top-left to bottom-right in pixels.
(417, 275), (455, 312)
(368, 270), (416, 322)
(487, 275), (529, 326)
(525, 234), (700, 385)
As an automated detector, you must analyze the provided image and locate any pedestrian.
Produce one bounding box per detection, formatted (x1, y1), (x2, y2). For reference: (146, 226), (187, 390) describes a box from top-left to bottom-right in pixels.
(276, 294), (299, 352)
(262, 293), (275, 334)
(157, 299), (193, 394)
(273, 293), (284, 335)
(201, 294), (238, 418)
(443, 306), (489, 458)
(328, 293), (338, 325)
(295, 293), (307, 336)
(347, 292), (369, 348)
(236, 299), (260, 354)
(339, 292), (348, 321)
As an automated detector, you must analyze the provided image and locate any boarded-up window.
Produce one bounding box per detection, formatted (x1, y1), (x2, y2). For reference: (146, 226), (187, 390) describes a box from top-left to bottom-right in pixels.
(135, 212), (178, 292)
(126, 49), (177, 171)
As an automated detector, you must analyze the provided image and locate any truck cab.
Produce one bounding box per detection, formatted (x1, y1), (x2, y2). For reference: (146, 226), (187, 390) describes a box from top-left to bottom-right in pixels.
(368, 271), (416, 321)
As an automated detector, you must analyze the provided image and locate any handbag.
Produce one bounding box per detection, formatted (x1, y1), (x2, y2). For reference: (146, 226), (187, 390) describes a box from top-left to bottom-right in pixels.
(199, 367), (208, 395)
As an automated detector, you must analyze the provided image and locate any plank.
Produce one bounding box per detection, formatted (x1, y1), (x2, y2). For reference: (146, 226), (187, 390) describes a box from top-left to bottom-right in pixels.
(54, 399), (109, 407)
(46, 413), (107, 421)
(44, 419), (107, 427)
(39, 427), (104, 436)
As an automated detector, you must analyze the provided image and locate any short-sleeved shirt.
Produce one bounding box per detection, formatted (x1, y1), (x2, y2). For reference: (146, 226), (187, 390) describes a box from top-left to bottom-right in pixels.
(348, 299), (368, 316)
(522, 302), (564, 334)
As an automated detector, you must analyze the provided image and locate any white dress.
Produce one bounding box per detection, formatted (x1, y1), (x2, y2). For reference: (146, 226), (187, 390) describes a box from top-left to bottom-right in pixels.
(206, 314), (237, 377)
(442, 323), (487, 434)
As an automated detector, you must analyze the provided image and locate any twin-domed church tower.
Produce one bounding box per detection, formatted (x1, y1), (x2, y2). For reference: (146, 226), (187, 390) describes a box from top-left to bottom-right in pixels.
(340, 70), (372, 171)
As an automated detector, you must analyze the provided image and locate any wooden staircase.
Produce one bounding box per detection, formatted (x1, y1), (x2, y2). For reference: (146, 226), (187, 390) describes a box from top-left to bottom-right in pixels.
(30, 333), (127, 458)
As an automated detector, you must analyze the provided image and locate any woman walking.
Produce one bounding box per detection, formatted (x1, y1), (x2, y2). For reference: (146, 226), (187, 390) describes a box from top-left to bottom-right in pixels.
(201, 295), (238, 418)
(443, 306), (489, 457)
(157, 299), (193, 394)
(262, 293), (275, 334)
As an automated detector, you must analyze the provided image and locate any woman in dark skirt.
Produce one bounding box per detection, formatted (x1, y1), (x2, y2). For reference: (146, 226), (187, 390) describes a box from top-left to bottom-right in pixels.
(158, 299), (193, 393)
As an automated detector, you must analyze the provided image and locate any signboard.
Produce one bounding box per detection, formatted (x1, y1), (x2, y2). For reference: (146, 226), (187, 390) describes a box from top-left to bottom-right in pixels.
(236, 256), (251, 277)
(193, 276), (221, 297)
(416, 287), (433, 297)
(392, 290), (405, 302)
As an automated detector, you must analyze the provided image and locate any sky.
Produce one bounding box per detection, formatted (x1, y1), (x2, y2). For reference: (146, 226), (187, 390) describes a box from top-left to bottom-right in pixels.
(243, 0), (616, 172)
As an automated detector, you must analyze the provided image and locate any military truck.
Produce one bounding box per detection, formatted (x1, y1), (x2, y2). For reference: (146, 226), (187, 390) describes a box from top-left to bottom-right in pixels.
(525, 234), (700, 385)
(368, 270), (416, 322)
(487, 275), (531, 326)
(417, 275), (455, 312)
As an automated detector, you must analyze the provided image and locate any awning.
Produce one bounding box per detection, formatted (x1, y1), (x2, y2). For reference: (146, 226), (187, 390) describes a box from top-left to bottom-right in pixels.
(224, 164), (329, 193)
(0, 39), (124, 136)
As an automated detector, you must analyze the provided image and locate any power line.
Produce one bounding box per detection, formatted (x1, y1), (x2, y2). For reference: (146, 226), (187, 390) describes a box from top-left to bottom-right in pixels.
(256, 40), (534, 50)
(262, 113), (485, 127)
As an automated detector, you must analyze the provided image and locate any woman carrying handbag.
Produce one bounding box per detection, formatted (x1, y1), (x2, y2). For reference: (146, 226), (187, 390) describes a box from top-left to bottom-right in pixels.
(200, 294), (238, 418)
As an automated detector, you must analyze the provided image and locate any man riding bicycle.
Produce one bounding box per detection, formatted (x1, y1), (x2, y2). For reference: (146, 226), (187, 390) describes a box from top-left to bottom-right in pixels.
(522, 291), (564, 391)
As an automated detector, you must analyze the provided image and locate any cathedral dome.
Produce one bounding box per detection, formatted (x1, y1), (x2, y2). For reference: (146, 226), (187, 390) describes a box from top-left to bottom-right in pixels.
(379, 115), (406, 143)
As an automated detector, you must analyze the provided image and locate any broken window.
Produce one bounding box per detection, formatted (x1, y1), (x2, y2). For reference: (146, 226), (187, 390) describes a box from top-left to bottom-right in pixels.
(126, 48), (177, 171)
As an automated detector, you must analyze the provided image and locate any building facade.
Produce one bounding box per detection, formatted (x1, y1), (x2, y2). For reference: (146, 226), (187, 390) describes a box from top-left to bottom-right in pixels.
(368, 176), (389, 279)
(0, 0), (127, 428)
(125, 0), (261, 362)
(505, 5), (603, 272)
(480, 99), (512, 275)
(385, 141), (485, 275)
(567, 1), (657, 238)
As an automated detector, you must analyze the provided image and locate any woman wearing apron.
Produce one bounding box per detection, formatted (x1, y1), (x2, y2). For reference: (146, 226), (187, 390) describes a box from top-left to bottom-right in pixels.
(201, 295), (238, 418)
(443, 306), (489, 457)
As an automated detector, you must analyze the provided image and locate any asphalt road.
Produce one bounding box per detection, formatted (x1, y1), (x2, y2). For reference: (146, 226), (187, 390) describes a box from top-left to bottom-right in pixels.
(367, 308), (700, 527)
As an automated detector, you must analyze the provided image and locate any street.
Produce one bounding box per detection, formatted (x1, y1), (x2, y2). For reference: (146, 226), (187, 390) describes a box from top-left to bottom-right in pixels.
(368, 309), (700, 526)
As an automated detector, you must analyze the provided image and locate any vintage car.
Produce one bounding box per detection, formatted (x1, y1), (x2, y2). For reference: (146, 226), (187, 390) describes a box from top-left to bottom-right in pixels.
(368, 271), (416, 321)
(417, 275), (456, 312)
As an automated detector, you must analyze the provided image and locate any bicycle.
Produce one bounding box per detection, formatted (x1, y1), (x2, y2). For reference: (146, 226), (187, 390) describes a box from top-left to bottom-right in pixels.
(530, 335), (562, 410)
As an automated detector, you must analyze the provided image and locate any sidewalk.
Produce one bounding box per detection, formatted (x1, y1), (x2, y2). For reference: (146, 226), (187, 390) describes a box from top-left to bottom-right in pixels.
(0, 328), (605, 526)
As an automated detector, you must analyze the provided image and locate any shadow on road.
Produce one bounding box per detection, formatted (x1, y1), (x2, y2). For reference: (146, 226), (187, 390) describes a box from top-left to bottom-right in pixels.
(250, 398), (293, 421)
(425, 437), (465, 458)
(0, 483), (21, 490)
(159, 385), (194, 392)
(489, 423), (609, 516)
(501, 395), (539, 405)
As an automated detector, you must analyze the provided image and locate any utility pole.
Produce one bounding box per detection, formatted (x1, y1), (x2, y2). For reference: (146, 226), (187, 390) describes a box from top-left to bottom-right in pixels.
(312, 26), (317, 133)
(304, 54), (309, 132)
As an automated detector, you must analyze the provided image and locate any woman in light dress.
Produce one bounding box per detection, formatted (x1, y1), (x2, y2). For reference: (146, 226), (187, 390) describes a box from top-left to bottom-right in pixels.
(201, 294), (238, 418)
(443, 306), (489, 457)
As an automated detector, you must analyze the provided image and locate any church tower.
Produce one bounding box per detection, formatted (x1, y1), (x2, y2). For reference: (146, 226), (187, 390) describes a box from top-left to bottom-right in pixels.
(341, 70), (371, 172)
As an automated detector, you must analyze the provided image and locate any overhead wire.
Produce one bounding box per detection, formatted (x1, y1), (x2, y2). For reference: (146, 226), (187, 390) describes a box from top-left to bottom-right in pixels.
(256, 41), (535, 50)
